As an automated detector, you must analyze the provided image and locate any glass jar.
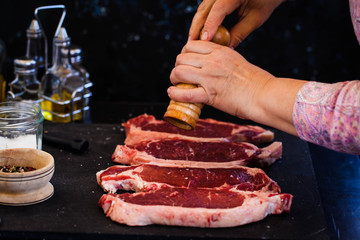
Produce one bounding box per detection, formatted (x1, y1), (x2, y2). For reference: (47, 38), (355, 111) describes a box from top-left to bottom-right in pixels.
(0, 101), (44, 150)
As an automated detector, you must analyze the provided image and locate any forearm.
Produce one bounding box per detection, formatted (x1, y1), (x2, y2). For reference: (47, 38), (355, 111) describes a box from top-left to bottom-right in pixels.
(249, 77), (307, 136)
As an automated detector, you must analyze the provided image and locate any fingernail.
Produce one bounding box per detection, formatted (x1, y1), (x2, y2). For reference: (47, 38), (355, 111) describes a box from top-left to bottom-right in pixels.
(187, 36), (191, 43)
(167, 87), (171, 95)
(201, 31), (208, 40)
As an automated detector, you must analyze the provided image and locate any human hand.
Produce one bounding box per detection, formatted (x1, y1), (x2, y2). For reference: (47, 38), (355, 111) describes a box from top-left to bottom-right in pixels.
(168, 40), (274, 120)
(189, 0), (285, 48)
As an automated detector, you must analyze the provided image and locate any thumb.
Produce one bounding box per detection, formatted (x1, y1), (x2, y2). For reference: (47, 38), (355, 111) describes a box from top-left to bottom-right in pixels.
(229, 15), (261, 47)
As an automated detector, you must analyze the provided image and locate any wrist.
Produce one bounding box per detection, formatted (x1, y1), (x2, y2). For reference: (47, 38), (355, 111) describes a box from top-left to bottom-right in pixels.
(246, 73), (275, 122)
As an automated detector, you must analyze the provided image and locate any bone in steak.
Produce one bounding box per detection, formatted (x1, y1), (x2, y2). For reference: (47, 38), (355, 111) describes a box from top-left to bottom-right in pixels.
(123, 114), (274, 146)
(98, 188), (293, 227)
(96, 164), (281, 194)
(112, 139), (282, 168)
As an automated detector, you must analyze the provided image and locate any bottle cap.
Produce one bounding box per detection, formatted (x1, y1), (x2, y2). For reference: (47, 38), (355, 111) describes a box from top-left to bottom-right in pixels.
(61, 45), (82, 62)
(14, 57), (37, 74)
(70, 46), (82, 63)
(69, 45), (82, 56)
(26, 19), (42, 38)
(54, 27), (71, 46)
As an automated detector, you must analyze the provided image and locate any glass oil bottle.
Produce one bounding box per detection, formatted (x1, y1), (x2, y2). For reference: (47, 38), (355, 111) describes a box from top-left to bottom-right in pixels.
(8, 57), (40, 103)
(0, 39), (6, 102)
(39, 27), (86, 123)
(25, 19), (45, 80)
(68, 45), (92, 122)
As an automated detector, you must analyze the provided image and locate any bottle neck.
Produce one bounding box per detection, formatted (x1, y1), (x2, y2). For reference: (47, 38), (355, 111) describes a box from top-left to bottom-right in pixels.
(51, 43), (72, 70)
(26, 37), (44, 68)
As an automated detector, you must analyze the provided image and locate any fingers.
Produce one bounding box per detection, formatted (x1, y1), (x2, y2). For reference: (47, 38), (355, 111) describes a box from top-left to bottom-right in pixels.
(172, 40), (229, 86)
(189, 0), (216, 40)
(189, 0), (240, 41)
(203, 0), (242, 40)
(169, 40), (230, 106)
(181, 40), (220, 55)
(170, 64), (202, 86)
(167, 85), (208, 104)
(199, 0), (227, 40)
(174, 52), (204, 68)
(229, 13), (260, 47)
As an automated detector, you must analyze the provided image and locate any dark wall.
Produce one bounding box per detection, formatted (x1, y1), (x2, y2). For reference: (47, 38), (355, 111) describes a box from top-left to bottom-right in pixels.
(1, 0), (359, 103)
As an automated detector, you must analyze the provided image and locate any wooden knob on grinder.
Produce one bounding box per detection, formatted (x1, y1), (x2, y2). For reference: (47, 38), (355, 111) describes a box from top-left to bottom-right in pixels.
(164, 25), (230, 130)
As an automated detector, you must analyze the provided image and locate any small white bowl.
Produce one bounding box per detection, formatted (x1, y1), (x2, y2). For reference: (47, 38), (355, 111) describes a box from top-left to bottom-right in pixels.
(0, 148), (54, 206)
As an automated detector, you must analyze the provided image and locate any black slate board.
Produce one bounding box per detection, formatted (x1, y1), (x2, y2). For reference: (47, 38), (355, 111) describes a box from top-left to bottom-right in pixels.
(0, 122), (329, 240)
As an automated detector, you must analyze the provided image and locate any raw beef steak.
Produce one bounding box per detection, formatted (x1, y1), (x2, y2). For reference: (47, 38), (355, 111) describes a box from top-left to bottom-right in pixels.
(112, 139), (282, 168)
(99, 188), (293, 227)
(96, 164), (281, 194)
(123, 114), (274, 145)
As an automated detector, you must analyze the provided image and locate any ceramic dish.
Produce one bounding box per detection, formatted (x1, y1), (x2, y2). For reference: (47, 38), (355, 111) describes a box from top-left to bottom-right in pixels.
(0, 148), (54, 206)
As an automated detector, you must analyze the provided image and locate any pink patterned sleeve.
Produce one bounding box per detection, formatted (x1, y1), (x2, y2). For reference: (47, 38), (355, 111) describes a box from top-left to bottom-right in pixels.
(293, 81), (360, 155)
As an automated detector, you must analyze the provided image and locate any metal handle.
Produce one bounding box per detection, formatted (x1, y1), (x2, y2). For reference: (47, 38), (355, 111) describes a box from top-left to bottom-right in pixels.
(34, 5), (66, 72)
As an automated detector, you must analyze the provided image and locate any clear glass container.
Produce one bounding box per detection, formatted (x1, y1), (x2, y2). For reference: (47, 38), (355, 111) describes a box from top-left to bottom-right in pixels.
(40, 27), (87, 123)
(26, 19), (45, 81)
(0, 39), (6, 103)
(0, 101), (44, 150)
(69, 46), (91, 81)
(8, 57), (40, 102)
(67, 45), (92, 122)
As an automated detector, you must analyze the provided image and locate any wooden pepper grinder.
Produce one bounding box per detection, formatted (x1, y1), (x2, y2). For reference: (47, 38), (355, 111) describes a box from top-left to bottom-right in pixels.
(164, 25), (230, 130)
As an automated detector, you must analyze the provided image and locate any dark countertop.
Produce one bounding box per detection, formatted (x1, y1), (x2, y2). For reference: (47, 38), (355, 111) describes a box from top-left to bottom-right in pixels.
(308, 143), (360, 240)
(0, 101), (359, 240)
(91, 101), (360, 240)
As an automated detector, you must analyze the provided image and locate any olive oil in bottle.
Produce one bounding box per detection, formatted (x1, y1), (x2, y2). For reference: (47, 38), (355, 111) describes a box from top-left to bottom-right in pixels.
(0, 39), (6, 102)
(0, 75), (5, 103)
(39, 27), (85, 123)
(68, 45), (92, 122)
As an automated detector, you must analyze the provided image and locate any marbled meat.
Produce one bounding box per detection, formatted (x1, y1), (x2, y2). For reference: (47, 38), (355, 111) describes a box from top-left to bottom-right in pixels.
(96, 164), (281, 193)
(123, 114), (274, 146)
(112, 139), (282, 168)
(99, 187), (292, 228)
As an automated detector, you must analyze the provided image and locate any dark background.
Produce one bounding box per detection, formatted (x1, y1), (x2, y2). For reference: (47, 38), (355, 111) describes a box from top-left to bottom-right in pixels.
(0, 0), (359, 103)
(1, 2), (360, 239)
